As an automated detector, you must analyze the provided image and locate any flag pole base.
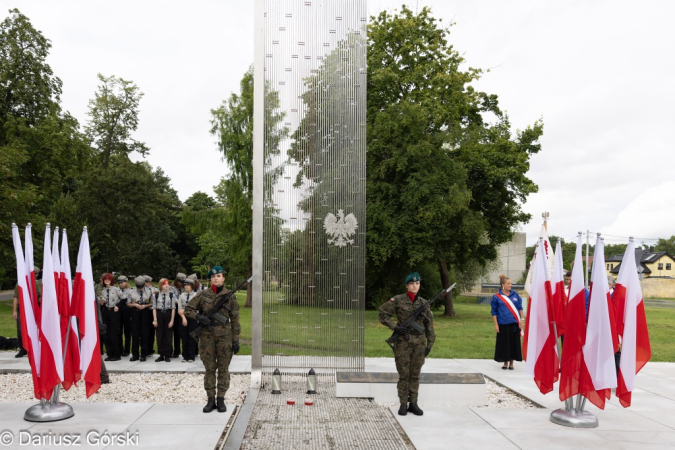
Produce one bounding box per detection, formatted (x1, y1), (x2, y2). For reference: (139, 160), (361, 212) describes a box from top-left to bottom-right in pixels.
(550, 408), (598, 428)
(24, 402), (74, 422)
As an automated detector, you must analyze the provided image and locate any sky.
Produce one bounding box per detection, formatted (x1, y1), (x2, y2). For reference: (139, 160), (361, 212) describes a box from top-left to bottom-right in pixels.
(3, 0), (674, 246)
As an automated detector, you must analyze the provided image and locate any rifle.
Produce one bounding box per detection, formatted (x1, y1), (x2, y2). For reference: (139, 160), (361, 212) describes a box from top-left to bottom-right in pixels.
(190, 274), (255, 342)
(385, 283), (456, 351)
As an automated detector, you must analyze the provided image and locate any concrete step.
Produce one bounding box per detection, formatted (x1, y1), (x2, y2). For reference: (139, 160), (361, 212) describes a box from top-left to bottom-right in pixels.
(335, 371), (487, 406)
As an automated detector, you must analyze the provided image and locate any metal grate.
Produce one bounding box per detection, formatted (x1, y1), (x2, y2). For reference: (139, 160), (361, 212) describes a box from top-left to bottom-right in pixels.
(240, 376), (412, 449)
(254, 0), (367, 373)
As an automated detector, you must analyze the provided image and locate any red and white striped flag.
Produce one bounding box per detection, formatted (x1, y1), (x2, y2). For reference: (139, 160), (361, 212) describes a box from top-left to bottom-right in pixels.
(524, 238), (559, 394)
(24, 223), (40, 325)
(39, 224), (64, 399)
(524, 222), (555, 298)
(12, 224), (42, 399)
(72, 227), (101, 397)
(579, 235), (619, 409)
(614, 239), (651, 407)
(559, 234), (588, 401)
(551, 240), (567, 337)
(60, 229), (81, 391)
(52, 226), (61, 306)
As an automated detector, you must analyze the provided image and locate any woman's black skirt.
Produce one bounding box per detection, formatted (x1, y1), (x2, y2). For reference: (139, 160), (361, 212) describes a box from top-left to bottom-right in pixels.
(494, 322), (523, 362)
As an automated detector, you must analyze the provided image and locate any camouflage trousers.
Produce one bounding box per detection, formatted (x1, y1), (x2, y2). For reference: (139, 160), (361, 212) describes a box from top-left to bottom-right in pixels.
(393, 334), (426, 404)
(199, 330), (234, 398)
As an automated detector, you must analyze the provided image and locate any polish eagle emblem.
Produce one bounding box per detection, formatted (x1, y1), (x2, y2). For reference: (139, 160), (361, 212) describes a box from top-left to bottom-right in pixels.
(323, 210), (358, 247)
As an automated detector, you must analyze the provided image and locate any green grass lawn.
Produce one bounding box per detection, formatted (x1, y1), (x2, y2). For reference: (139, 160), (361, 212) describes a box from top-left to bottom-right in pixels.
(3, 296), (675, 361)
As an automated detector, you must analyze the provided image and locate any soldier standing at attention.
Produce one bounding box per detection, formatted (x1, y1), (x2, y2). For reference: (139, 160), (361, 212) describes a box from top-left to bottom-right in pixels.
(152, 278), (175, 362)
(171, 273), (187, 359)
(98, 273), (125, 361)
(185, 266), (240, 413)
(117, 275), (133, 357)
(378, 272), (435, 416)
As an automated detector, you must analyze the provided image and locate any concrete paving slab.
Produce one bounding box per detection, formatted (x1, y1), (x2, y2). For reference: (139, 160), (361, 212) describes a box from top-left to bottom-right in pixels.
(135, 403), (234, 425)
(624, 409), (675, 430)
(390, 406), (519, 450)
(500, 428), (623, 450)
(471, 408), (562, 430)
(126, 424), (224, 449)
(592, 430), (675, 450)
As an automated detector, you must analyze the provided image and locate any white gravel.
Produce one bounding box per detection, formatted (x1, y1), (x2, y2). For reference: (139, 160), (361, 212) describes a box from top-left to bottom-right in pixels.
(0, 373), (250, 405)
(481, 378), (538, 409)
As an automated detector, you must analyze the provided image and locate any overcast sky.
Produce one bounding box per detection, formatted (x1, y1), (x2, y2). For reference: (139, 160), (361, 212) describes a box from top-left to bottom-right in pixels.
(4, 0), (674, 246)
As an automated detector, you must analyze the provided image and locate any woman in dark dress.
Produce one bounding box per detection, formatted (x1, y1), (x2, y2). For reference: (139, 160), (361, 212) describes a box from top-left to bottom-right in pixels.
(491, 275), (524, 370)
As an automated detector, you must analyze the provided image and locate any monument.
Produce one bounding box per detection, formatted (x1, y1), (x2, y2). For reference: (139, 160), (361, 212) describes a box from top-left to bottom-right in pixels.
(252, 0), (368, 384)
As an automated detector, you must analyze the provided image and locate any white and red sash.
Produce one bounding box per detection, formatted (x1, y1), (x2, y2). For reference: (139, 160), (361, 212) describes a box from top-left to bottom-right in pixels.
(497, 293), (524, 336)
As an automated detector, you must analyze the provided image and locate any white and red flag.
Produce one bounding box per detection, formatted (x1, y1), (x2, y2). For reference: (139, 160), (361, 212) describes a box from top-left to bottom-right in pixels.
(559, 233), (588, 401)
(614, 239), (651, 407)
(12, 224), (42, 399)
(72, 227), (101, 397)
(24, 223), (40, 324)
(39, 224), (64, 399)
(523, 238), (559, 394)
(551, 240), (567, 337)
(60, 229), (81, 391)
(524, 222), (555, 299)
(579, 235), (619, 409)
(51, 226), (61, 305)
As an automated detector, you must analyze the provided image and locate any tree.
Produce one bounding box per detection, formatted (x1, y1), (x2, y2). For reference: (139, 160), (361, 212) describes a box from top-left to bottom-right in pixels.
(655, 236), (675, 255)
(0, 9), (93, 288)
(367, 7), (543, 316)
(208, 68), (287, 306)
(68, 156), (180, 277)
(85, 74), (148, 169)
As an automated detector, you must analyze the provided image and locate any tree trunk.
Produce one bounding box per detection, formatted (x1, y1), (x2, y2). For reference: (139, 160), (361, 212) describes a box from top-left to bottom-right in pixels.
(439, 258), (456, 317)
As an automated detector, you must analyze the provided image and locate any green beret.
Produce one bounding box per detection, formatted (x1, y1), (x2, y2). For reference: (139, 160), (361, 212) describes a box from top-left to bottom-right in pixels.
(404, 272), (421, 285)
(208, 266), (224, 278)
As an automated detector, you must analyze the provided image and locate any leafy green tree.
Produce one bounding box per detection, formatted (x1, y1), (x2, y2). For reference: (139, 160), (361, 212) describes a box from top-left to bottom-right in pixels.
(0, 9), (93, 287)
(69, 156), (180, 277)
(85, 73), (148, 169)
(367, 6), (543, 316)
(208, 68), (287, 306)
(655, 236), (675, 255)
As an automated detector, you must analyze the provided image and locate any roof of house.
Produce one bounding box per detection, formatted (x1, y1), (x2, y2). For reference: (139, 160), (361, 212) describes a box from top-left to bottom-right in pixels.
(607, 249), (673, 274)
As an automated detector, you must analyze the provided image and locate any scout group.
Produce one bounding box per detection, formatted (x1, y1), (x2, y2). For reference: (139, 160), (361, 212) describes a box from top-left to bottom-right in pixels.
(14, 265), (241, 413)
(14, 269), (433, 416)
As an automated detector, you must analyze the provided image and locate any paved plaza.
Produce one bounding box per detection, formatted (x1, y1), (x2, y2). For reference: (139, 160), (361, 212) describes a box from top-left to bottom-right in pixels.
(1, 353), (674, 449)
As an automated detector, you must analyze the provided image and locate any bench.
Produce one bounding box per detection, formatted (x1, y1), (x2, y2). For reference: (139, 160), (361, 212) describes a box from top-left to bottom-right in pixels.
(335, 372), (487, 406)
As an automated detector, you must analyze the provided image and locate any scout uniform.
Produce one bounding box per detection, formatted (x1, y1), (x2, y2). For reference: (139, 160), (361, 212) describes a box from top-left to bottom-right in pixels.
(152, 288), (175, 362)
(128, 276), (153, 361)
(171, 273), (187, 359)
(143, 276), (158, 355)
(175, 279), (198, 362)
(378, 272), (435, 416)
(98, 274), (126, 361)
(117, 275), (133, 357)
(184, 266), (240, 413)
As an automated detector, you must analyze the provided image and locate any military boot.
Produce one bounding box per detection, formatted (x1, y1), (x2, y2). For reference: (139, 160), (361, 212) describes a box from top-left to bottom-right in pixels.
(398, 403), (408, 416)
(407, 403), (424, 416)
(217, 397), (227, 413)
(203, 397), (216, 413)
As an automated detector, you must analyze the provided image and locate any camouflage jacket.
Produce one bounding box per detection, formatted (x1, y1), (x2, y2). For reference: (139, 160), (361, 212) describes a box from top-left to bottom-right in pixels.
(378, 293), (436, 348)
(184, 288), (241, 339)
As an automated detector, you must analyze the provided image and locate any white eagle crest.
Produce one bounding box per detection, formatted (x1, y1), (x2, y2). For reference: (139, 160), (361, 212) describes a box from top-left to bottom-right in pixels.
(323, 210), (358, 247)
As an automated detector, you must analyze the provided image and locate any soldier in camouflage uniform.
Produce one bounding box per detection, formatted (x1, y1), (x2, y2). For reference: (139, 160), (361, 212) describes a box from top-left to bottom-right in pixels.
(378, 272), (435, 416)
(184, 265), (240, 413)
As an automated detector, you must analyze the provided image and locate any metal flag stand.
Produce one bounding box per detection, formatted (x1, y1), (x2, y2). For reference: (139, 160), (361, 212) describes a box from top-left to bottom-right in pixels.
(24, 226), (75, 422)
(549, 232), (598, 428)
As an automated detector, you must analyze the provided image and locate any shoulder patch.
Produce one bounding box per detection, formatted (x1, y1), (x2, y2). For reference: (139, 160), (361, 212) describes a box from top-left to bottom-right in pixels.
(389, 298), (394, 302)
